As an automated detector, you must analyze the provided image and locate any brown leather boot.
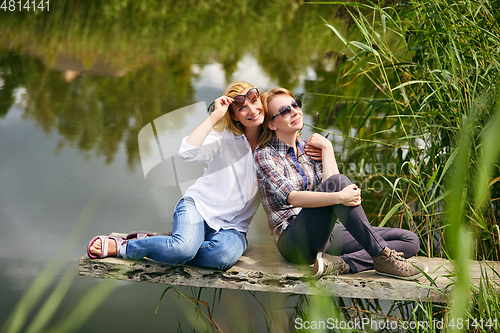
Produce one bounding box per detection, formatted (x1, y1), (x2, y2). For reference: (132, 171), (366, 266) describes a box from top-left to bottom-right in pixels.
(312, 252), (350, 278)
(372, 247), (428, 280)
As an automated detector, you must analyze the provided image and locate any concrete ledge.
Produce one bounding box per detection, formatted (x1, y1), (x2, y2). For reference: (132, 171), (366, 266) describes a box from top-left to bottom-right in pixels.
(79, 239), (500, 302)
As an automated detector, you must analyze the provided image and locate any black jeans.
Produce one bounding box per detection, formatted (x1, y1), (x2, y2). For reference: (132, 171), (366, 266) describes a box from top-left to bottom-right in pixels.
(277, 174), (420, 272)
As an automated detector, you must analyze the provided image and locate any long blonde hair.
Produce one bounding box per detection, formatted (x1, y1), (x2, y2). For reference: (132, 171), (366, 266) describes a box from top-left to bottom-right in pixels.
(213, 81), (253, 136)
(259, 86), (301, 148)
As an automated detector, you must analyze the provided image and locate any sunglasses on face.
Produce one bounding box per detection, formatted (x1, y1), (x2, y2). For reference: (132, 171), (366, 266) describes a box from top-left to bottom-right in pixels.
(232, 87), (259, 107)
(271, 99), (302, 120)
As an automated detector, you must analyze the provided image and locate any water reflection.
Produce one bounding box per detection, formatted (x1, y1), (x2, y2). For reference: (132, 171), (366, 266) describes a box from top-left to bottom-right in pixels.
(0, 1), (348, 171)
(0, 51), (195, 171)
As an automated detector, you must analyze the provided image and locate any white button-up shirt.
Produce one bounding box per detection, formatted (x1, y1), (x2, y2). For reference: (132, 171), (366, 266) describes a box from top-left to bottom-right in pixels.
(178, 129), (260, 233)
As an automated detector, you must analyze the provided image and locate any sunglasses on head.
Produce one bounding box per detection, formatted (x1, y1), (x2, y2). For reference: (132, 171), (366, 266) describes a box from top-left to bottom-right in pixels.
(232, 87), (259, 107)
(271, 99), (302, 120)
(206, 87), (259, 113)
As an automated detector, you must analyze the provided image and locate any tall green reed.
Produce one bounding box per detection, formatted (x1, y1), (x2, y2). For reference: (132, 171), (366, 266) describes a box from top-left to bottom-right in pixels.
(308, 0), (500, 260)
(304, 0), (500, 331)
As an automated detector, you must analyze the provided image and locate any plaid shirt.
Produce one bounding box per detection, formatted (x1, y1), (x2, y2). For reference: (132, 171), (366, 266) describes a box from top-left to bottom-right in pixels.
(254, 135), (323, 242)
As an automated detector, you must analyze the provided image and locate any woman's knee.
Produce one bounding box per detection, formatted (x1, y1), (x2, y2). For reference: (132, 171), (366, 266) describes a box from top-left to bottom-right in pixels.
(402, 230), (420, 257)
(321, 174), (352, 192)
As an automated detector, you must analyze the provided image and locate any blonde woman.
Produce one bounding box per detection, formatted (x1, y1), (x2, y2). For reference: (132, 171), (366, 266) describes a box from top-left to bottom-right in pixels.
(88, 81), (263, 270)
(254, 87), (427, 280)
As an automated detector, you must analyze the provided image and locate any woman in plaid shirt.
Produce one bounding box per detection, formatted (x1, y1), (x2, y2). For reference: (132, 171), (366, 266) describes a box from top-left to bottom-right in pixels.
(254, 87), (427, 280)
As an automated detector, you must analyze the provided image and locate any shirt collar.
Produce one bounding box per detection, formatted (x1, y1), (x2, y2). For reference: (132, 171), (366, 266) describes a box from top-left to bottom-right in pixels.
(270, 135), (305, 158)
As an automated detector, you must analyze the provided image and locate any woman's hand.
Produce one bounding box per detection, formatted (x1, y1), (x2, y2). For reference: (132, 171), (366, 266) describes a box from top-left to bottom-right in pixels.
(212, 96), (234, 119)
(185, 95), (233, 146)
(338, 184), (361, 206)
(306, 133), (333, 150)
(304, 133), (333, 161)
(304, 144), (322, 161)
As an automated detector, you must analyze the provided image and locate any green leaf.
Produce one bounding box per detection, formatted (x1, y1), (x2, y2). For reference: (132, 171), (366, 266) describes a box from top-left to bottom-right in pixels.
(390, 80), (429, 92)
(474, 102), (500, 209)
(426, 165), (440, 194)
(349, 41), (379, 56)
(324, 23), (348, 46)
(378, 202), (403, 227)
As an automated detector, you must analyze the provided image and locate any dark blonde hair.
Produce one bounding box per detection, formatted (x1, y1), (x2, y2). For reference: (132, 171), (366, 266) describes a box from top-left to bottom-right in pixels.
(259, 86), (300, 148)
(213, 81), (253, 135)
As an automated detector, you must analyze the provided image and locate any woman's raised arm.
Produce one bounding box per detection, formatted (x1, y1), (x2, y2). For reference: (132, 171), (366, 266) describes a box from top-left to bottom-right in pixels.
(185, 96), (233, 146)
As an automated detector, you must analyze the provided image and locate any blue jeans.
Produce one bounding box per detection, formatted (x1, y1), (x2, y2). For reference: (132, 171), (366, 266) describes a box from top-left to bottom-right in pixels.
(119, 197), (248, 270)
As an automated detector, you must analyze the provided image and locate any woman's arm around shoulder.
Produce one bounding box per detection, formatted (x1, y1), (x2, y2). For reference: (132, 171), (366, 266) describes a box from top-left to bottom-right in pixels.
(305, 133), (339, 181)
